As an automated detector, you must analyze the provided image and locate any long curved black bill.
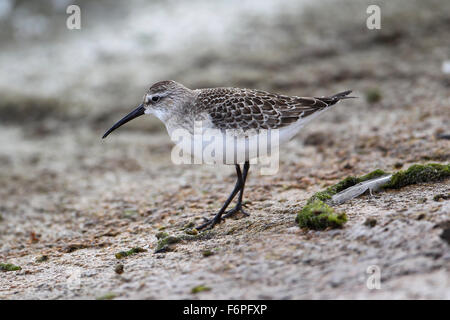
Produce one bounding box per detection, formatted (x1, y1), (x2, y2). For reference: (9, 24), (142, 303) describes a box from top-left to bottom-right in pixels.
(102, 104), (145, 139)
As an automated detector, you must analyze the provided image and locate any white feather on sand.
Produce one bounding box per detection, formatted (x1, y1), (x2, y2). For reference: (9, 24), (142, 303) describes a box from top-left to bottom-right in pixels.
(331, 175), (393, 205)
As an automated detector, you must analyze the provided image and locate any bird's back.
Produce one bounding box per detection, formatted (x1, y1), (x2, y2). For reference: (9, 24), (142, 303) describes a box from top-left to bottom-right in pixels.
(193, 87), (351, 133)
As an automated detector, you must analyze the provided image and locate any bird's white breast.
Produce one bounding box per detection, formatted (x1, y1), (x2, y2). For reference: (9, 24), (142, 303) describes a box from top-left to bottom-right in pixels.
(159, 108), (328, 165)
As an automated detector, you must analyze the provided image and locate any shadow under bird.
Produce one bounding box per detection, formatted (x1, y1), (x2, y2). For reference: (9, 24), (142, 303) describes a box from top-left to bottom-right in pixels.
(102, 80), (355, 230)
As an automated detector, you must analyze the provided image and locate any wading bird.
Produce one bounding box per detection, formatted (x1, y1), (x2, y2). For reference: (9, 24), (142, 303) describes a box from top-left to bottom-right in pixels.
(102, 80), (354, 230)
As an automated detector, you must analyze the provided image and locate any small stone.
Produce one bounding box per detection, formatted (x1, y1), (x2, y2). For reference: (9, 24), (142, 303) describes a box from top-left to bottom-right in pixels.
(364, 218), (377, 228)
(365, 88), (382, 104)
(36, 255), (48, 263)
(202, 250), (213, 257)
(185, 228), (198, 235)
(115, 264), (124, 274)
(394, 162), (403, 169)
(433, 194), (449, 202)
(440, 228), (450, 244)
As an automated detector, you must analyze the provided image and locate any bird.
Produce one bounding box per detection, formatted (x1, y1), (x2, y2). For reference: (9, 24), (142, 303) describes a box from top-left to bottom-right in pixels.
(102, 80), (355, 230)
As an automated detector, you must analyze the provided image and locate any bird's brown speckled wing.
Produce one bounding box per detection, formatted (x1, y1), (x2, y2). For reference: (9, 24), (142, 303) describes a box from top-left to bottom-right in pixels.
(194, 87), (349, 131)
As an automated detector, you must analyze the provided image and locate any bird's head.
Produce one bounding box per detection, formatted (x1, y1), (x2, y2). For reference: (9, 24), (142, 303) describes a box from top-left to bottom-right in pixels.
(102, 80), (192, 139)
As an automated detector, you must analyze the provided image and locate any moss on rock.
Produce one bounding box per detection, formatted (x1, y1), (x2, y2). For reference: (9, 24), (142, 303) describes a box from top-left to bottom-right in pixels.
(298, 164), (449, 230)
(155, 231), (169, 240)
(154, 230), (215, 253)
(365, 88), (382, 104)
(191, 285), (211, 294)
(0, 263), (22, 272)
(96, 293), (117, 300)
(296, 200), (347, 230)
(306, 164), (449, 206)
(155, 235), (182, 253)
(185, 228), (198, 235)
(382, 163), (449, 189)
(115, 247), (147, 259)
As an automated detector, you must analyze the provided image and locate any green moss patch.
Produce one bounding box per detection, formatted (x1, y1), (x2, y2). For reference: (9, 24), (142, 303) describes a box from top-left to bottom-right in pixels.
(154, 231), (215, 253)
(184, 228), (198, 235)
(191, 285), (211, 294)
(155, 235), (182, 253)
(115, 247), (147, 259)
(298, 163), (449, 230)
(365, 88), (382, 104)
(155, 231), (169, 240)
(307, 164), (449, 205)
(96, 293), (117, 300)
(0, 263), (22, 272)
(382, 163), (449, 189)
(296, 200), (347, 230)
(182, 221), (195, 230)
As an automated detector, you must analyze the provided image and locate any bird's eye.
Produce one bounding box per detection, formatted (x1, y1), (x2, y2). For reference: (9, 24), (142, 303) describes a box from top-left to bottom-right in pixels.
(152, 96), (160, 102)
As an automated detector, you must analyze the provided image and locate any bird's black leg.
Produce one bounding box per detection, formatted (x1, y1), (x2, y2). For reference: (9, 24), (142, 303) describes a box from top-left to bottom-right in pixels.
(223, 161), (250, 218)
(196, 165), (244, 230)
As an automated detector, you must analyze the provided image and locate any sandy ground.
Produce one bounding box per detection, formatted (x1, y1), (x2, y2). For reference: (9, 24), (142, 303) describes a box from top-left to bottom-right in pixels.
(0, 0), (449, 299)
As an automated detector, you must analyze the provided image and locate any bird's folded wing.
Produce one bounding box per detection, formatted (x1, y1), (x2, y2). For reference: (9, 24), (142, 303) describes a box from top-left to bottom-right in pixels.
(196, 88), (328, 131)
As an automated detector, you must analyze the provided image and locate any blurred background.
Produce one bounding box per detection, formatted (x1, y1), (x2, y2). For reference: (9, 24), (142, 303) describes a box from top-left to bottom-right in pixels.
(0, 0), (449, 299)
(1, 0), (448, 131)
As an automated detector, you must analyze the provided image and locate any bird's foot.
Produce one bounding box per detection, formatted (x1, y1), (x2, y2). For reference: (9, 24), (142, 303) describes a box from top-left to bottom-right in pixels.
(223, 204), (249, 219)
(196, 205), (249, 230)
(197, 205), (250, 231)
(196, 215), (223, 231)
